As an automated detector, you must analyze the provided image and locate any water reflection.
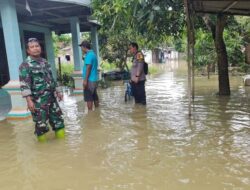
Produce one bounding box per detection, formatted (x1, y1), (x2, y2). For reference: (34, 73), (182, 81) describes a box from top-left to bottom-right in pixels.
(0, 60), (249, 190)
(61, 92), (82, 154)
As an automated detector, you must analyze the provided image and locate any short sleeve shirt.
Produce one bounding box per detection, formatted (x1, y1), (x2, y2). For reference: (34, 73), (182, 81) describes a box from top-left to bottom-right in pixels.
(131, 51), (146, 81)
(82, 50), (99, 82)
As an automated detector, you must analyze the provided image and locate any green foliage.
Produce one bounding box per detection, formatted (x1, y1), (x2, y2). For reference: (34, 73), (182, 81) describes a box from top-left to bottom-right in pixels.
(52, 32), (59, 57)
(99, 30), (132, 71)
(174, 29), (187, 53)
(58, 34), (72, 46)
(56, 63), (74, 88)
(81, 32), (90, 41)
(194, 29), (216, 67)
(240, 63), (250, 73)
(132, 0), (185, 42)
(52, 32), (72, 57)
(224, 30), (244, 66)
(92, 0), (185, 70)
(60, 63), (74, 74)
(60, 73), (75, 88)
(192, 15), (247, 70)
(100, 60), (117, 72)
(51, 1), (248, 80)
(230, 16), (250, 42)
(148, 64), (160, 75)
(193, 28), (245, 71)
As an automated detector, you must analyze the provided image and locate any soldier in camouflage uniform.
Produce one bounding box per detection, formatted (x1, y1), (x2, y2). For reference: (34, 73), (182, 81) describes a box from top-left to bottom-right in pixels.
(19, 38), (65, 141)
(129, 42), (146, 105)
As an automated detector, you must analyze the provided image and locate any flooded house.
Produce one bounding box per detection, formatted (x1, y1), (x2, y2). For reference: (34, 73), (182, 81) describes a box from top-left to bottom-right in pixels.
(0, 0), (100, 119)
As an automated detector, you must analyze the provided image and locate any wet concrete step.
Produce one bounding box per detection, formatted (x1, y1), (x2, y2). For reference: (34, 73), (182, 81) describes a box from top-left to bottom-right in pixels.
(0, 89), (11, 121)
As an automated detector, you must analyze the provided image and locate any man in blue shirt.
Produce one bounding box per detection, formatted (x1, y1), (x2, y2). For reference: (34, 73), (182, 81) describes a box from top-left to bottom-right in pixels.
(79, 41), (99, 111)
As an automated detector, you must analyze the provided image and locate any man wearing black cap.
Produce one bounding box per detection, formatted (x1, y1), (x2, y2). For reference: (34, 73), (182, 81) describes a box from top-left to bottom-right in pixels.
(79, 40), (99, 111)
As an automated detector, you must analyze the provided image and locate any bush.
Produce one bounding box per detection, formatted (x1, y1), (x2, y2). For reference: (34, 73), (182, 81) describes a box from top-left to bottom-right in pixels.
(100, 60), (117, 72)
(148, 64), (160, 75)
(56, 63), (74, 88)
(240, 63), (250, 73)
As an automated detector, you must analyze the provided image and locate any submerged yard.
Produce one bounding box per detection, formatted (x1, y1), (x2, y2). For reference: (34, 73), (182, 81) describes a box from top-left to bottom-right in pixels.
(0, 60), (249, 190)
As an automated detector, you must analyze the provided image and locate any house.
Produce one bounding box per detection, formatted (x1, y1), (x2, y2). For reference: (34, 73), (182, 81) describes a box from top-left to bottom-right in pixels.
(0, 0), (100, 119)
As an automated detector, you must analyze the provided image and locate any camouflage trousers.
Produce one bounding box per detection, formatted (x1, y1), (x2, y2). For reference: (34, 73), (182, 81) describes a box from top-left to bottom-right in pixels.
(31, 93), (64, 136)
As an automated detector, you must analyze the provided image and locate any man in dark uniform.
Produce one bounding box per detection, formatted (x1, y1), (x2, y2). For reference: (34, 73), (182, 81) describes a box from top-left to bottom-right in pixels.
(19, 38), (65, 142)
(129, 42), (146, 105)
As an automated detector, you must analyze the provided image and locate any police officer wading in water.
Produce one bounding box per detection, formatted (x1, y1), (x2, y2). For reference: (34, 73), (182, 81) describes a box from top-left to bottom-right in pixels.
(19, 38), (65, 142)
(129, 42), (146, 105)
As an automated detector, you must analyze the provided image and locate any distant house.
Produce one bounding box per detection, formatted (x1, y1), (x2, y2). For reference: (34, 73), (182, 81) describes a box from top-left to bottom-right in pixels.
(0, 0), (100, 119)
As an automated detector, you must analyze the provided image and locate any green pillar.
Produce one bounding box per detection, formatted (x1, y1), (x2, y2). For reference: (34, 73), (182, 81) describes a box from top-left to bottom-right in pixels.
(45, 31), (57, 79)
(0, 0), (30, 119)
(70, 17), (82, 71)
(91, 26), (100, 64)
(70, 17), (83, 95)
(91, 26), (101, 80)
(0, 0), (23, 80)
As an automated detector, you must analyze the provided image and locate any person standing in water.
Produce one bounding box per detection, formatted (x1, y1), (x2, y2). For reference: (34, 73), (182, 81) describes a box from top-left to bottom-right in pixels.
(129, 42), (147, 105)
(19, 38), (65, 142)
(79, 40), (99, 111)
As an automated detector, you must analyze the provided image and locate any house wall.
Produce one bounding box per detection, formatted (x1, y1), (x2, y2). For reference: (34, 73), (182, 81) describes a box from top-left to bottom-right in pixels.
(0, 27), (10, 87)
(0, 22), (56, 87)
(19, 23), (56, 78)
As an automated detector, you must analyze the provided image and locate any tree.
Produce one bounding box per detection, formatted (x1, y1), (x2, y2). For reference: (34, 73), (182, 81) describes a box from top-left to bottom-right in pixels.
(194, 28), (216, 78)
(92, 0), (184, 69)
(52, 32), (72, 57)
(201, 14), (249, 95)
(202, 14), (230, 95)
(92, 0), (247, 96)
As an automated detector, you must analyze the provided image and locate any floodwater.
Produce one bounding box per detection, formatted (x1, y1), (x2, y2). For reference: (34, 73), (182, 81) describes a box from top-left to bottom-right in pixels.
(0, 60), (249, 190)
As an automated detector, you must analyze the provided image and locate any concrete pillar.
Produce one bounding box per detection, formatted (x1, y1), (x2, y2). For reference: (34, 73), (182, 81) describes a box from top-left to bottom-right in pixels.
(91, 26), (101, 80)
(70, 17), (83, 95)
(19, 23), (57, 77)
(91, 26), (100, 63)
(45, 31), (57, 79)
(0, 0), (31, 119)
(0, 0), (22, 80)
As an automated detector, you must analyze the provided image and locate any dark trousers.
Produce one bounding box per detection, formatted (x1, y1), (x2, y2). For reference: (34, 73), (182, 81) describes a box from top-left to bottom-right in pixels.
(131, 80), (146, 105)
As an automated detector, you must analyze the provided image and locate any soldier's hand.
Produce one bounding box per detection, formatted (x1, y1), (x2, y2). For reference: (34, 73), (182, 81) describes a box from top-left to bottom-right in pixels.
(26, 98), (35, 113)
(56, 92), (63, 102)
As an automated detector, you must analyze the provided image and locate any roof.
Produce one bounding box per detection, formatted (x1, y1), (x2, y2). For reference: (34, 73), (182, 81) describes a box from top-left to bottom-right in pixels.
(190, 0), (250, 16)
(48, 0), (91, 7)
(15, 0), (99, 34)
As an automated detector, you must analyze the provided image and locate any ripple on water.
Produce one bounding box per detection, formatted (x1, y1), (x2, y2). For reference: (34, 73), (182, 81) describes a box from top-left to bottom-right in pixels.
(0, 62), (250, 190)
